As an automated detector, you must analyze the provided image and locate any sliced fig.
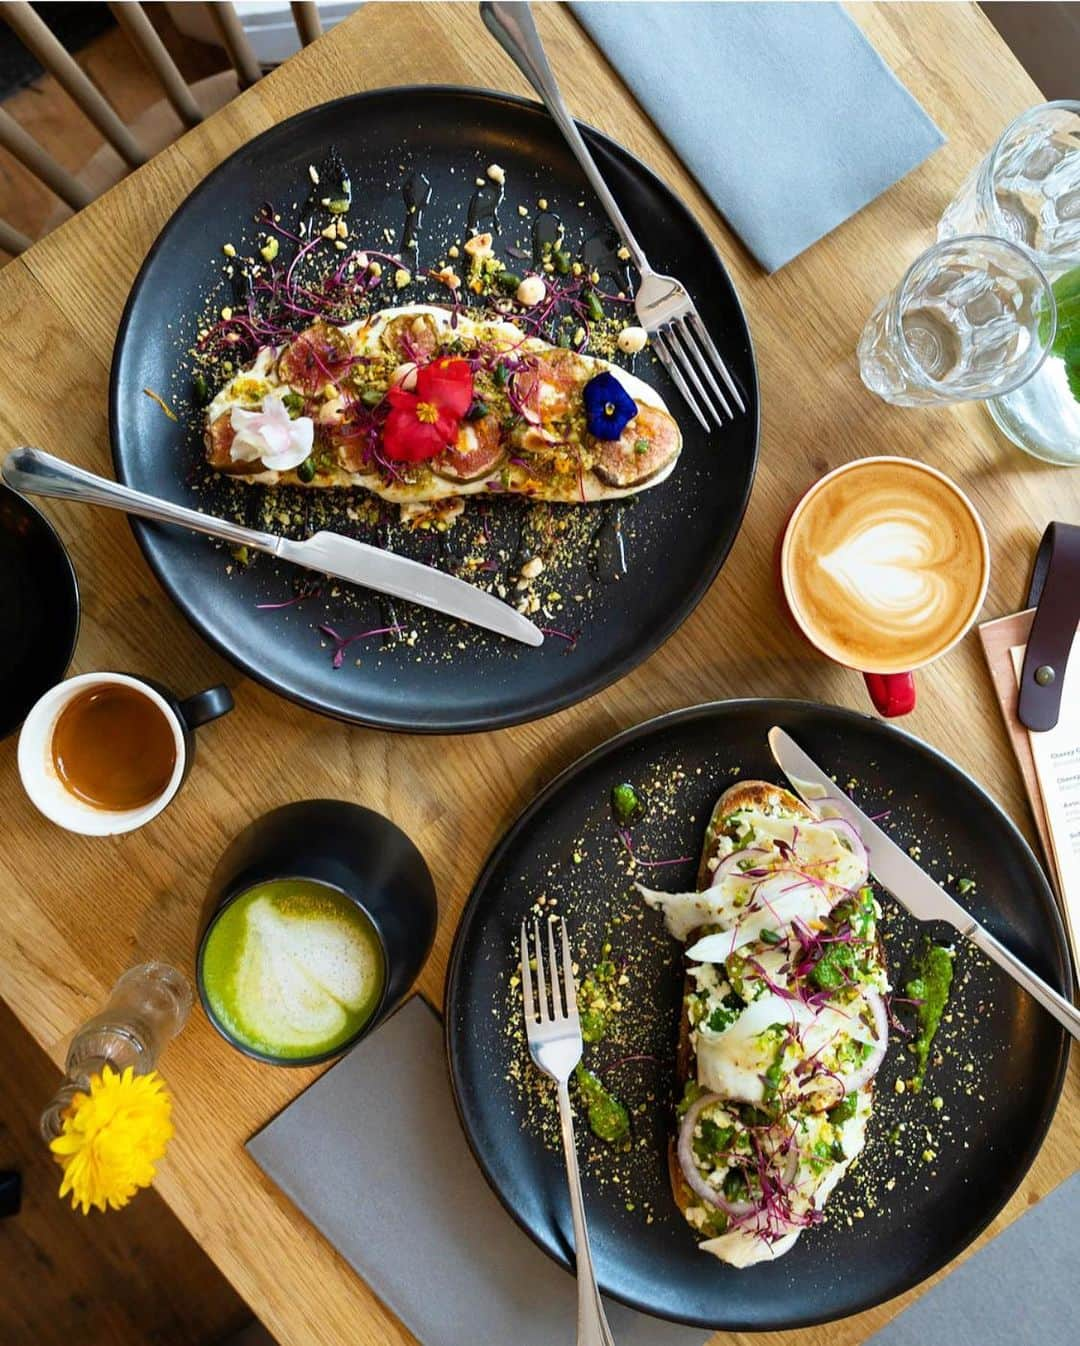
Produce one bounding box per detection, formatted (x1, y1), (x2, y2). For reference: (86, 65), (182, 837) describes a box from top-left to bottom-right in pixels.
(435, 414), (505, 482)
(380, 312), (442, 362)
(531, 348), (589, 418)
(276, 321), (353, 394)
(591, 404), (680, 488)
(205, 413), (263, 475)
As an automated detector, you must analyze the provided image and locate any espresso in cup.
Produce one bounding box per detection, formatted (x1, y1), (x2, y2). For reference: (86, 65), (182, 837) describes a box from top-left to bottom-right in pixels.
(781, 458), (990, 715)
(18, 672), (233, 835)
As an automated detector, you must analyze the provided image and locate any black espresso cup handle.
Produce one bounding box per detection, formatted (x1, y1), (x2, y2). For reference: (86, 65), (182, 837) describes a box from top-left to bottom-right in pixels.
(178, 685), (234, 730)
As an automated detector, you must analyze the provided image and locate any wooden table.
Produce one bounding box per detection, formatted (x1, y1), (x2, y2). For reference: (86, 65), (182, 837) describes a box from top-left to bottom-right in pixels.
(1, 5), (1076, 1344)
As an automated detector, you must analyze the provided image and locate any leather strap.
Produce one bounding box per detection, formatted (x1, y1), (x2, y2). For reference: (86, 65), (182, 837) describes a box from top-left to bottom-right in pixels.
(1019, 521), (1080, 731)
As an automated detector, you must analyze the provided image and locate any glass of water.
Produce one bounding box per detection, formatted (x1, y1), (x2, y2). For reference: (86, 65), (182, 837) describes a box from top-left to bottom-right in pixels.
(939, 103), (1080, 464)
(938, 101), (1080, 279)
(858, 235), (1054, 408)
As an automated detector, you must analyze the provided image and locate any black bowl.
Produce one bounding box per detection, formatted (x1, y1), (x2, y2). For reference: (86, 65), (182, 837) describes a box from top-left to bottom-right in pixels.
(197, 800), (438, 1065)
(0, 486), (79, 740)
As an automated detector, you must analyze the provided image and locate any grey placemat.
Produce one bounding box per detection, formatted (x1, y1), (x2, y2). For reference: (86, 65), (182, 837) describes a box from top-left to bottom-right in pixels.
(866, 1169), (1079, 1346)
(570, 1), (944, 272)
(247, 996), (704, 1346)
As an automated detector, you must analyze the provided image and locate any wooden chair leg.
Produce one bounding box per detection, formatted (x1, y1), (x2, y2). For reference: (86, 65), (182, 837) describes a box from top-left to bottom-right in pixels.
(0, 1), (145, 168)
(108, 2), (204, 130)
(0, 108), (93, 211)
(290, 2), (323, 47)
(206, 2), (263, 89)
(0, 219), (32, 258)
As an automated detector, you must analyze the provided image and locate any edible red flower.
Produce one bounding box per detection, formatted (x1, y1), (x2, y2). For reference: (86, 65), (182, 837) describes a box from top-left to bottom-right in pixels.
(382, 357), (474, 462)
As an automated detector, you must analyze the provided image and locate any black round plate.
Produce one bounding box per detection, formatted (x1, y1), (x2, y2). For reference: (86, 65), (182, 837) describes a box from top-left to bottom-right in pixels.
(0, 485), (79, 740)
(445, 700), (1072, 1330)
(109, 87), (757, 732)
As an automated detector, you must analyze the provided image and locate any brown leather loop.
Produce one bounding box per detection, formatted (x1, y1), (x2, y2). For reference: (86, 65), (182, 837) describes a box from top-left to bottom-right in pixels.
(1019, 522), (1080, 731)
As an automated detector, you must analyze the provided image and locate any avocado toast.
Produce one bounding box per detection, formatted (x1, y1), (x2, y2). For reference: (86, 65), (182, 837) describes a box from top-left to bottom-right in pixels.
(638, 782), (889, 1267)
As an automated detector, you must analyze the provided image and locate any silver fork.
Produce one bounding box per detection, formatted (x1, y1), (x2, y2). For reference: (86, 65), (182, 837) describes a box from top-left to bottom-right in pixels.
(481, 1), (746, 433)
(520, 918), (616, 1346)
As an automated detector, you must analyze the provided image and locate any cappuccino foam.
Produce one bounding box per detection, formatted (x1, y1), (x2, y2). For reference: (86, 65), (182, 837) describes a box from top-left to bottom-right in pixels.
(783, 459), (987, 674)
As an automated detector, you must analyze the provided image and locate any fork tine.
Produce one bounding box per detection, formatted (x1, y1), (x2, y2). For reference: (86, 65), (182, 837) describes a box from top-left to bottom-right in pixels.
(546, 919), (564, 1019)
(672, 318), (734, 420)
(665, 324), (726, 430)
(519, 920), (535, 1023)
(687, 310), (746, 413)
(559, 918), (577, 1015)
(533, 919), (550, 1022)
(651, 332), (709, 432)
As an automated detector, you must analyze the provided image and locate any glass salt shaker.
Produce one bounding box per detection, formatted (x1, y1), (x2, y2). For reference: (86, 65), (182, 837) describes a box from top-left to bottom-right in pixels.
(40, 962), (191, 1141)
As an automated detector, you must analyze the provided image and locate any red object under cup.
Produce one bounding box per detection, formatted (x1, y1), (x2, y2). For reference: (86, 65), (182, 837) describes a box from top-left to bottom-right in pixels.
(862, 671), (917, 718)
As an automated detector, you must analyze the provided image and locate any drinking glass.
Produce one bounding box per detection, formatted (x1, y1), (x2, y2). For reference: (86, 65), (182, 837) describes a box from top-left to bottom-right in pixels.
(857, 236), (1054, 407)
(937, 104), (1080, 464)
(938, 102), (1080, 280)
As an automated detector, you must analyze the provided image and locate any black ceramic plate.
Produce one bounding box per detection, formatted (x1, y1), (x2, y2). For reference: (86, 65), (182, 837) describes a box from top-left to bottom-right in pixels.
(0, 485), (79, 740)
(445, 700), (1072, 1330)
(109, 87), (757, 733)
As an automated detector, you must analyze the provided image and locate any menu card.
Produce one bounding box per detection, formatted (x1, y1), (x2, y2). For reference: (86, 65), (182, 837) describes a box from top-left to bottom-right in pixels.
(979, 612), (1080, 961)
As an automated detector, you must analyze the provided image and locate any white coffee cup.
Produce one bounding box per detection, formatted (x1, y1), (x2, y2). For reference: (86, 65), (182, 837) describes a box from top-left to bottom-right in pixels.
(18, 672), (233, 836)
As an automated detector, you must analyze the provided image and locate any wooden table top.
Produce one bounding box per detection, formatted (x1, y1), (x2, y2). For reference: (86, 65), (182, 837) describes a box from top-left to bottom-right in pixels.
(1, 4), (1076, 1344)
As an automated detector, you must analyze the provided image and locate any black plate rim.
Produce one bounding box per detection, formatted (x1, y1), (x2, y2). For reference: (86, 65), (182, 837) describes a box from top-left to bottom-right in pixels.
(443, 697), (1072, 1330)
(0, 484), (81, 741)
(108, 85), (760, 734)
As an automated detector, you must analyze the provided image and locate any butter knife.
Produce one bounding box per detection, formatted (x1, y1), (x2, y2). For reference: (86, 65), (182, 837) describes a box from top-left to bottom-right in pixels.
(3, 448), (543, 647)
(768, 726), (1080, 1041)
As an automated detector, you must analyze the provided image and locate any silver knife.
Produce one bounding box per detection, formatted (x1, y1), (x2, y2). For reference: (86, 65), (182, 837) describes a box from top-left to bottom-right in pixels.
(2, 447), (543, 647)
(768, 726), (1080, 1042)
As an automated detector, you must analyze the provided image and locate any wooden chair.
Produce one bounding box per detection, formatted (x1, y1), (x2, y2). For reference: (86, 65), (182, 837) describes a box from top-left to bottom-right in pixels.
(0, 1), (324, 257)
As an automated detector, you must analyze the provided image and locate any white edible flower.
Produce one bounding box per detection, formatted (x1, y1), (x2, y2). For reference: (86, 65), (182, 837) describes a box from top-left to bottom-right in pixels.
(617, 325), (648, 354)
(516, 275), (546, 307)
(230, 394), (313, 471)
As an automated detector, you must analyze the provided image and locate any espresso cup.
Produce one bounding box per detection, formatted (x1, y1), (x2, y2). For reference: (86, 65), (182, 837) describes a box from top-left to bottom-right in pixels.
(196, 800), (437, 1066)
(779, 457), (990, 717)
(17, 672), (233, 835)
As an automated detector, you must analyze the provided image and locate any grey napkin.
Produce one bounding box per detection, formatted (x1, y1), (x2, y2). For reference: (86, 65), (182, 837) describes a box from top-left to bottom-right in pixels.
(248, 996), (704, 1346)
(865, 1170), (1079, 1346)
(570, 1), (945, 272)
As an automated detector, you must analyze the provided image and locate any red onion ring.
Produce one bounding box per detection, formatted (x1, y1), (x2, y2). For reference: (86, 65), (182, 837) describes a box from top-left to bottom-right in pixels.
(677, 1093), (757, 1216)
(800, 816), (869, 884)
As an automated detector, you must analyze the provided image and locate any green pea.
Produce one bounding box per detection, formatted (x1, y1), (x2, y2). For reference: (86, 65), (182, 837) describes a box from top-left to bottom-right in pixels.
(296, 457), (316, 483)
(553, 249), (571, 274)
(493, 363), (510, 388)
(584, 290), (604, 323)
(497, 271), (523, 293)
(192, 371), (209, 405)
(361, 387), (384, 407)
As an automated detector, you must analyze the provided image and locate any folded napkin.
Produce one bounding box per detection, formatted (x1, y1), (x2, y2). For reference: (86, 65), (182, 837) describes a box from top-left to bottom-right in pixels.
(866, 1171), (1079, 1346)
(570, 1), (945, 271)
(248, 997), (704, 1346)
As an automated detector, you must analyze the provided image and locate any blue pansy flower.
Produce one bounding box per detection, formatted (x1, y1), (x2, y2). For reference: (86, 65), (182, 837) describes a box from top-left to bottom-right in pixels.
(583, 371), (636, 440)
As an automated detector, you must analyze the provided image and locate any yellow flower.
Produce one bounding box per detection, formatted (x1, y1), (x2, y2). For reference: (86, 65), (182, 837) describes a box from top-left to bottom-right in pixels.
(49, 1065), (174, 1214)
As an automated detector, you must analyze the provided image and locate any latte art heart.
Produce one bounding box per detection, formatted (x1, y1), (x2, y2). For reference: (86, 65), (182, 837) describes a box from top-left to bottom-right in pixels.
(783, 461), (988, 675)
(819, 517), (953, 634)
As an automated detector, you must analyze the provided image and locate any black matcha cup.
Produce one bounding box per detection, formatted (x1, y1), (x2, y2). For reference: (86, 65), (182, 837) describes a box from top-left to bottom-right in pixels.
(196, 800), (438, 1065)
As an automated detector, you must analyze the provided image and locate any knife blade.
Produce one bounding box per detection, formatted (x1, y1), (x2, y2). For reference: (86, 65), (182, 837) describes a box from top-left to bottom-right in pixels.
(2, 447), (543, 647)
(278, 532), (543, 646)
(768, 726), (1080, 1042)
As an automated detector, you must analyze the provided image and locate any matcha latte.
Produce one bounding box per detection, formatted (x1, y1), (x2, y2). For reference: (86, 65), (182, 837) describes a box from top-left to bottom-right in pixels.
(200, 878), (385, 1060)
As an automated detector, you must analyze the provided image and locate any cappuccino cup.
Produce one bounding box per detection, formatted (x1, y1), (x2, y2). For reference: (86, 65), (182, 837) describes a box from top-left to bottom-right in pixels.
(779, 457), (990, 717)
